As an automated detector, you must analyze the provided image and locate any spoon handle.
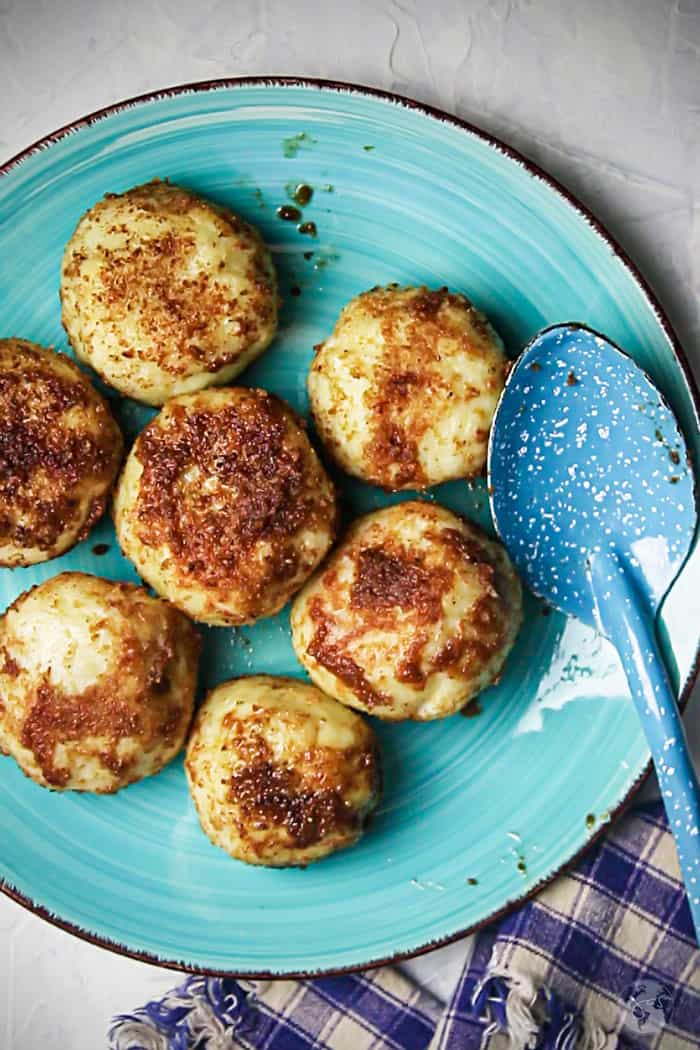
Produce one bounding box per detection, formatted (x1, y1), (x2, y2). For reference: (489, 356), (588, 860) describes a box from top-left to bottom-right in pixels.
(589, 551), (700, 942)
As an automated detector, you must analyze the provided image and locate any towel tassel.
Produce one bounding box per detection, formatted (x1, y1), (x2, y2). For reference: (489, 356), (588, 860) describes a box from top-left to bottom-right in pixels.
(472, 971), (617, 1050)
(108, 976), (258, 1050)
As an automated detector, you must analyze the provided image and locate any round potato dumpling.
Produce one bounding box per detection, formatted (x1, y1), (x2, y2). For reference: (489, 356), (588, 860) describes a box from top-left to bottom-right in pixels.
(0, 338), (123, 567)
(113, 387), (338, 626)
(61, 180), (278, 406)
(308, 284), (507, 490)
(185, 675), (380, 867)
(0, 573), (200, 793)
(291, 501), (522, 721)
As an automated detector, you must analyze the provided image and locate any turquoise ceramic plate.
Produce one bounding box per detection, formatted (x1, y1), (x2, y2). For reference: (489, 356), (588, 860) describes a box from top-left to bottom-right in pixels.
(0, 79), (698, 977)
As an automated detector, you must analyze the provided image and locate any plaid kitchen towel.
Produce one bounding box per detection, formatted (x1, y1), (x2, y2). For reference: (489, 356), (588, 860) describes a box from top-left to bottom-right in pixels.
(109, 801), (699, 1050)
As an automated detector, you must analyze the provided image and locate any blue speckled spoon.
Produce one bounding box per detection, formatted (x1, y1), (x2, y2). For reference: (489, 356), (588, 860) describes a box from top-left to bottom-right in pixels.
(488, 322), (700, 938)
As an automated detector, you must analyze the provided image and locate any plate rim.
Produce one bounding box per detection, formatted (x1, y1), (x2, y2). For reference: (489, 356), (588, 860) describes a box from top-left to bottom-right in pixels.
(1, 74), (699, 980)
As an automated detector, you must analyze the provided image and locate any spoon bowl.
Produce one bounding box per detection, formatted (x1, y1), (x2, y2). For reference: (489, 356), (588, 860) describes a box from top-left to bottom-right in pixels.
(488, 323), (695, 624)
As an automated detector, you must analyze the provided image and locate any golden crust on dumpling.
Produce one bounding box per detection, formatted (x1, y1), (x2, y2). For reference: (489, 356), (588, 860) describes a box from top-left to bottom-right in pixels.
(113, 387), (338, 626)
(291, 501), (522, 721)
(185, 675), (380, 867)
(0, 338), (122, 567)
(61, 181), (278, 405)
(308, 285), (507, 490)
(0, 572), (200, 793)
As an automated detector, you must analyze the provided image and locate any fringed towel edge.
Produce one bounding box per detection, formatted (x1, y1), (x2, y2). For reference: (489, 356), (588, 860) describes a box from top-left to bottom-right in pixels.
(472, 971), (618, 1050)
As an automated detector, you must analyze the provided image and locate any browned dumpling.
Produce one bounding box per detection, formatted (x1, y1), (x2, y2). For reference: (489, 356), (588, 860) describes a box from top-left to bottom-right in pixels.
(0, 338), (123, 567)
(61, 181), (278, 405)
(113, 387), (338, 626)
(0, 572), (200, 793)
(185, 675), (380, 867)
(308, 284), (507, 490)
(291, 501), (522, 721)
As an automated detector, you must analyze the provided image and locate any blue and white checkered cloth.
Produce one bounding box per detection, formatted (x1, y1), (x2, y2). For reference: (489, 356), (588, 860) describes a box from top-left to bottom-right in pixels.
(109, 801), (699, 1050)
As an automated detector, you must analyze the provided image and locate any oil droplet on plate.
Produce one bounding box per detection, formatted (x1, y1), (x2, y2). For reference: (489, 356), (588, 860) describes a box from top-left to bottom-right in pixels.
(293, 183), (313, 205)
(277, 205), (302, 222)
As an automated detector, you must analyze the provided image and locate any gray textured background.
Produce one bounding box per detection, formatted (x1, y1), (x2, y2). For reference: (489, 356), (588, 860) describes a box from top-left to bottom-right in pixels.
(1, 1), (699, 1046)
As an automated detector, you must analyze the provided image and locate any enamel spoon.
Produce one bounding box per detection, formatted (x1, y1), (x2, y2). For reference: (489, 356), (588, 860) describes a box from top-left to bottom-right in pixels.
(488, 322), (700, 939)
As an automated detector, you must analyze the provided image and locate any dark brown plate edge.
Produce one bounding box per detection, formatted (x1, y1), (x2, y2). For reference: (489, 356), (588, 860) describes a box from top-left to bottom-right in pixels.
(1, 74), (699, 981)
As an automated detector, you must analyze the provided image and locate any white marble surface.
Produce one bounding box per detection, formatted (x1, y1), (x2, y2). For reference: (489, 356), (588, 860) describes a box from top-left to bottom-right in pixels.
(1, 0), (699, 1046)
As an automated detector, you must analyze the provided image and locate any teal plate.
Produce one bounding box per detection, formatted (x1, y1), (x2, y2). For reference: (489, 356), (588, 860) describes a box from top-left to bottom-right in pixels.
(0, 79), (698, 977)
